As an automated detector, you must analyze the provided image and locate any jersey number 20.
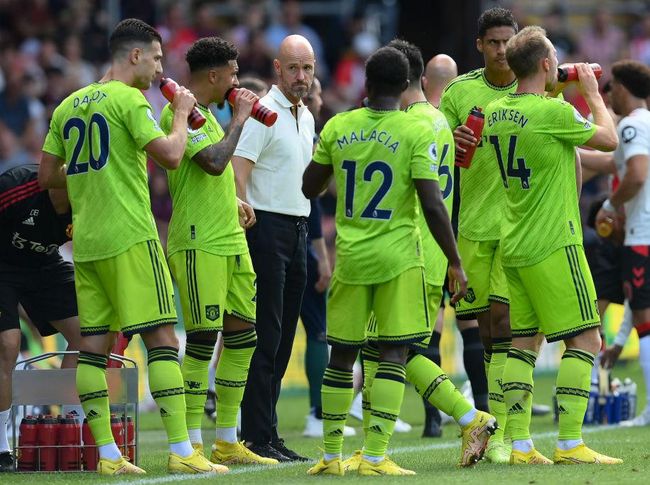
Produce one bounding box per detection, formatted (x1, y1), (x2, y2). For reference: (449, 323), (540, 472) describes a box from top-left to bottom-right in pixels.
(64, 113), (110, 175)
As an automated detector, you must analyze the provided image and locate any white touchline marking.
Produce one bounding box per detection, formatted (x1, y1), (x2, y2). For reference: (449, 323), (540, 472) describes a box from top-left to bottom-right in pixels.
(114, 425), (618, 485)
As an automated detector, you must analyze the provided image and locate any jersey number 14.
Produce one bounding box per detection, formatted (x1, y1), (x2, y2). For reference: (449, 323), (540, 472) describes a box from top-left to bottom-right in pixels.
(488, 135), (531, 189)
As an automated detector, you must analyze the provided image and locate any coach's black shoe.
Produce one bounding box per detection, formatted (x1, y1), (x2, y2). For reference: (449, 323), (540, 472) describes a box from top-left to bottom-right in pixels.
(422, 413), (442, 438)
(271, 438), (309, 462)
(247, 443), (291, 462)
(204, 390), (217, 422)
(0, 452), (15, 472)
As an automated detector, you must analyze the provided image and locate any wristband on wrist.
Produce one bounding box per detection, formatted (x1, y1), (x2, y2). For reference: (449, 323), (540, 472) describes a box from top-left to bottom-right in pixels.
(602, 198), (615, 212)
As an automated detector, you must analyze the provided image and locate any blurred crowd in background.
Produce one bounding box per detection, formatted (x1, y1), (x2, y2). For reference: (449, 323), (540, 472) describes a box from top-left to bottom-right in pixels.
(1, 0), (650, 251)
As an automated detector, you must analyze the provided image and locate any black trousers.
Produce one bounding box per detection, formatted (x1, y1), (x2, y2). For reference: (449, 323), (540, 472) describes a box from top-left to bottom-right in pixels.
(240, 210), (308, 444)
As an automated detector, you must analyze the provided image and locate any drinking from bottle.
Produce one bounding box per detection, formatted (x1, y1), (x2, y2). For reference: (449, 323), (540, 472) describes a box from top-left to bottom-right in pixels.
(159, 77), (206, 129)
(557, 63), (602, 83)
(225, 88), (278, 127)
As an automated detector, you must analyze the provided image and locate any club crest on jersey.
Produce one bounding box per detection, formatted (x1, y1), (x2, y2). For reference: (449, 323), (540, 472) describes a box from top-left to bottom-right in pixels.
(464, 288), (476, 303)
(205, 305), (220, 321)
(622, 126), (637, 143)
(573, 108), (592, 129)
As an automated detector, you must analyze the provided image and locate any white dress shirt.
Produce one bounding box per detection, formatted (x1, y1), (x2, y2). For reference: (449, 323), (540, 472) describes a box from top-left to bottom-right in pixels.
(234, 84), (314, 217)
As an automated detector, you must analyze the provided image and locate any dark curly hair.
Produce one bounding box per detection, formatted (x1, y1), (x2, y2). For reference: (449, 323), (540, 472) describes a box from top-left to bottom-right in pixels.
(109, 18), (161, 58)
(612, 60), (650, 99)
(387, 38), (424, 85)
(478, 7), (518, 38)
(186, 37), (239, 73)
(365, 46), (408, 97)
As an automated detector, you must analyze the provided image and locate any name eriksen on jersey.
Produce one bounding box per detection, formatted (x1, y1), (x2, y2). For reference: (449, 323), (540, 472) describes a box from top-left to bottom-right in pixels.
(336, 129), (400, 153)
(486, 109), (529, 129)
(73, 90), (108, 109)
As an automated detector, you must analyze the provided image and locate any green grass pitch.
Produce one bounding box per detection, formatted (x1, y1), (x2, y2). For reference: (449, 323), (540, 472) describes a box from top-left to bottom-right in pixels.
(7, 362), (648, 484)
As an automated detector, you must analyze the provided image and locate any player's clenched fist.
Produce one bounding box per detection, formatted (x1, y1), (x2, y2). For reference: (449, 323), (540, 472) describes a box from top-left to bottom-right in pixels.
(172, 86), (197, 114)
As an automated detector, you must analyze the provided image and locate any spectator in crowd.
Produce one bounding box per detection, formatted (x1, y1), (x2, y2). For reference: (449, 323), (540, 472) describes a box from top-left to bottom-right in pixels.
(0, 123), (30, 172)
(333, 31), (379, 109)
(542, 3), (577, 64)
(232, 34), (315, 462)
(578, 6), (626, 78)
(630, 12), (650, 66)
(265, 0), (327, 78)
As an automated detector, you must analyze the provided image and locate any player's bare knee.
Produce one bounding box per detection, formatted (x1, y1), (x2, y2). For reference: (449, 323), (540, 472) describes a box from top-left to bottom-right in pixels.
(141, 324), (179, 350)
(329, 345), (358, 371)
(223, 314), (255, 333)
(186, 330), (218, 348)
(377, 343), (409, 365)
(565, 328), (601, 355)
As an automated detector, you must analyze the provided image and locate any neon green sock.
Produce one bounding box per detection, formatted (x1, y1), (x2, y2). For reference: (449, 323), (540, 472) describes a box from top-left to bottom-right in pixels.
(321, 366), (354, 455)
(361, 343), (380, 435)
(363, 361), (406, 457)
(556, 348), (594, 440)
(77, 352), (114, 446)
(502, 348), (537, 441)
(215, 329), (256, 428)
(182, 342), (213, 434)
(148, 346), (189, 444)
(405, 353), (473, 422)
(488, 338), (511, 442)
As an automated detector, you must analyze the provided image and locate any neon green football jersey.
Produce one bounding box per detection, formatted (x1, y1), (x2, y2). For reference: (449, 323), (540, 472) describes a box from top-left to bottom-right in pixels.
(313, 107), (439, 285)
(42, 80), (164, 262)
(483, 93), (596, 267)
(406, 102), (454, 286)
(161, 104), (247, 258)
(439, 68), (517, 241)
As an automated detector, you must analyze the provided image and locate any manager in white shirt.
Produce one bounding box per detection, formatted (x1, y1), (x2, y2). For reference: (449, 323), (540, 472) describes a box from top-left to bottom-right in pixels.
(232, 34), (315, 462)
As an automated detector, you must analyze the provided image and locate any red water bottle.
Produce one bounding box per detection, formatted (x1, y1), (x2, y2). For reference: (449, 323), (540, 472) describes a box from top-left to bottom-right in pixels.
(226, 88), (278, 127)
(58, 414), (81, 471)
(455, 107), (485, 168)
(557, 63), (602, 82)
(159, 77), (206, 129)
(110, 415), (125, 456)
(82, 418), (98, 471)
(125, 416), (135, 463)
(18, 416), (38, 471)
(37, 415), (59, 471)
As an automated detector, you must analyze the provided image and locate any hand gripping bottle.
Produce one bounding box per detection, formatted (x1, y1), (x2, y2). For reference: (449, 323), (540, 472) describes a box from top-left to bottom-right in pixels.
(82, 418), (98, 471)
(557, 63), (602, 82)
(225, 88), (278, 127)
(58, 414), (81, 471)
(159, 77), (206, 130)
(455, 107), (484, 168)
(37, 415), (59, 471)
(18, 416), (38, 471)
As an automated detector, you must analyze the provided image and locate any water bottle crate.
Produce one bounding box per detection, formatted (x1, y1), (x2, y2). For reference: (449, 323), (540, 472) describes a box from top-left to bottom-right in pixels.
(9, 352), (139, 473)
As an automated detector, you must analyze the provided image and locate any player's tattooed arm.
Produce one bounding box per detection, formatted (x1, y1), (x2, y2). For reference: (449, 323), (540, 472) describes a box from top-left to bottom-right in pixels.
(192, 121), (245, 176)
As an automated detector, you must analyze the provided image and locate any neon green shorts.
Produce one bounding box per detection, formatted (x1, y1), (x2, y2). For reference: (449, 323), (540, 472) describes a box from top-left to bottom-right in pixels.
(75, 240), (176, 336)
(455, 235), (509, 318)
(505, 245), (600, 343)
(327, 266), (430, 347)
(168, 249), (256, 334)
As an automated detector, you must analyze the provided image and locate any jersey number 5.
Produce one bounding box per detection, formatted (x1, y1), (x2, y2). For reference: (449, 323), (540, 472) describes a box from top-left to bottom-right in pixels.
(488, 135), (531, 189)
(342, 159), (393, 220)
(64, 113), (110, 175)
